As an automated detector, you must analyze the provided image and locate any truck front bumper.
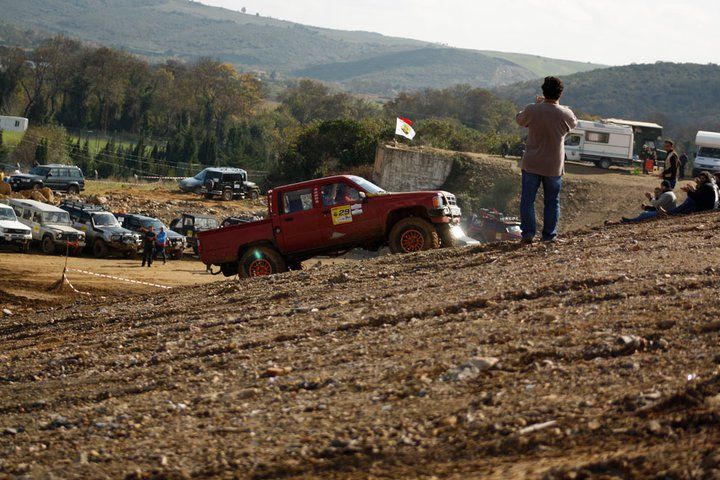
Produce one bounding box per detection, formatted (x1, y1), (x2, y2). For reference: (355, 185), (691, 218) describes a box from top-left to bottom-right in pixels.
(0, 233), (31, 246)
(428, 205), (462, 223)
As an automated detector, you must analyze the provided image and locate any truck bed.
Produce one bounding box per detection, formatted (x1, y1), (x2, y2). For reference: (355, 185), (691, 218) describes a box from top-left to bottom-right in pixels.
(198, 219), (274, 265)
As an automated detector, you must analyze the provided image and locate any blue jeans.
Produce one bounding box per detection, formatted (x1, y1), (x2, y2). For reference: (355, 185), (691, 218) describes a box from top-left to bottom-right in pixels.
(669, 197), (695, 215)
(623, 210), (658, 222)
(520, 171), (562, 241)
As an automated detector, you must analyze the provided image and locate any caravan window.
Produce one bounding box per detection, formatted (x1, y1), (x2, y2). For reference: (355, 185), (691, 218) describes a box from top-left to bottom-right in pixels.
(565, 134), (581, 146)
(698, 147), (720, 159)
(585, 131), (610, 143)
(14, 120), (20, 127)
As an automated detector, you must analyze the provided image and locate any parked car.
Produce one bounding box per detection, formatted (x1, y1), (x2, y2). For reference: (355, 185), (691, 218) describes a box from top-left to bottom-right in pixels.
(198, 175), (468, 278)
(178, 167), (257, 197)
(59, 201), (141, 258)
(220, 215), (263, 228)
(465, 209), (521, 243)
(0, 203), (32, 252)
(9, 199), (86, 255)
(116, 213), (186, 260)
(169, 213), (219, 255)
(200, 169), (261, 201)
(9, 164), (85, 193)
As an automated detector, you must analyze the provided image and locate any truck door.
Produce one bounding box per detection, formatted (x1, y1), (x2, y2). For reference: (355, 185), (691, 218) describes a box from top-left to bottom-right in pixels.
(276, 187), (322, 253)
(564, 133), (582, 161)
(319, 181), (378, 246)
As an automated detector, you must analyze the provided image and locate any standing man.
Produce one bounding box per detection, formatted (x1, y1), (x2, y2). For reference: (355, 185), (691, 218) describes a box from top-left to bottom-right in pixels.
(515, 76), (577, 243)
(140, 225), (156, 268)
(679, 151), (689, 180)
(155, 226), (168, 264)
(660, 140), (680, 189)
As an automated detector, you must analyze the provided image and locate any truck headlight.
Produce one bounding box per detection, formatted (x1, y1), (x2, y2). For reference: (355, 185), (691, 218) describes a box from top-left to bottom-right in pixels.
(55, 232), (63, 239)
(432, 194), (443, 208)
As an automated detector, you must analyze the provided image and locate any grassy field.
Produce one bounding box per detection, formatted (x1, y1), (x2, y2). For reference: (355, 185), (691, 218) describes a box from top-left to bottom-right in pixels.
(2, 130), (25, 149)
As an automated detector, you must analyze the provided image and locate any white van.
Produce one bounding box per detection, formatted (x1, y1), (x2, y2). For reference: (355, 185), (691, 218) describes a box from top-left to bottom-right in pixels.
(9, 199), (86, 255)
(0, 203), (32, 252)
(564, 120), (634, 169)
(692, 131), (720, 176)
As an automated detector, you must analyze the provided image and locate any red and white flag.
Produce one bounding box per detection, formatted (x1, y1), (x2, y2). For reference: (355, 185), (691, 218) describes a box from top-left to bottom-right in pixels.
(395, 116), (416, 140)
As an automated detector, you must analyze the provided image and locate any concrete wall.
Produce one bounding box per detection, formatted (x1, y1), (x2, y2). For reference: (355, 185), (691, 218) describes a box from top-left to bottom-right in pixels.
(373, 144), (454, 192)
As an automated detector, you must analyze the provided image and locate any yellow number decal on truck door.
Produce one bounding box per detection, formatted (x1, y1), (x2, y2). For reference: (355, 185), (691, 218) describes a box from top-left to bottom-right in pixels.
(331, 205), (352, 225)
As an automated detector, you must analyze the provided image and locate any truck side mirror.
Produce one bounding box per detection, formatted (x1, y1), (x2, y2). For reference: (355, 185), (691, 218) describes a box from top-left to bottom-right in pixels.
(358, 191), (367, 203)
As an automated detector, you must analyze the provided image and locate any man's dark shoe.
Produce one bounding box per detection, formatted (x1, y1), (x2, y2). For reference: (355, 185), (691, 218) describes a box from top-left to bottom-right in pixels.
(621, 217), (632, 223)
(521, 237), (534, 245)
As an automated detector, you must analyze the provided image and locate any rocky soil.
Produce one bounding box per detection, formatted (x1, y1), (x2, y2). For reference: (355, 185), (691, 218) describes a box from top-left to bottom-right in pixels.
(1, 211), (719, 479)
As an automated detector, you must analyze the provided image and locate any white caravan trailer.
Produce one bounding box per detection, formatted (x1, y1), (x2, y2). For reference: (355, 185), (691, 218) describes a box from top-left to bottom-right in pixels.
(692, 131), (720, 176)
(564, 120), (634, 169)
(0, 116), (29, 133)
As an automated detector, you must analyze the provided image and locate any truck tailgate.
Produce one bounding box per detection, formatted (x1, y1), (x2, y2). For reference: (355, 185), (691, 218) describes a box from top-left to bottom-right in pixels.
(198, 219), (274, 265)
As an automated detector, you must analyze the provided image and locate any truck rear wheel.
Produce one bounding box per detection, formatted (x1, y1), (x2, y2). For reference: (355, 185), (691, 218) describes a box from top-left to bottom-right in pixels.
(222, 188), (233, 201)
(250, 189), (260, 200)
(239, 246), (287, 278)
(389, 217), (440, 254)
(599, 158), (611, 169)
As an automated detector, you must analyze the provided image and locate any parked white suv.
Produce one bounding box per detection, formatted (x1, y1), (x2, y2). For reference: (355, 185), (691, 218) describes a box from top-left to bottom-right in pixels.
(0, 203), (32, 252)
(10, 199), (86, 255)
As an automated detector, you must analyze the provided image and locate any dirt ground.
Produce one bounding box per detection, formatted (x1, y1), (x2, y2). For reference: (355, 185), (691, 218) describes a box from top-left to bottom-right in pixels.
(2, 207), (720, 478)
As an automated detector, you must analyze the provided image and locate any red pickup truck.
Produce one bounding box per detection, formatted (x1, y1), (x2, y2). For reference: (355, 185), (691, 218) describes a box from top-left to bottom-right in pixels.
(198, 175), (464, 277)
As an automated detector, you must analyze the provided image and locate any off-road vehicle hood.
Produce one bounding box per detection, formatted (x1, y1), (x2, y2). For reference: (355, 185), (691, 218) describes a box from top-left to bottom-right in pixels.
(95, 225), (134, 236)
(46, 224), (84, 235)
(0, 219), (31, 231)
(10, 173), (43, 182)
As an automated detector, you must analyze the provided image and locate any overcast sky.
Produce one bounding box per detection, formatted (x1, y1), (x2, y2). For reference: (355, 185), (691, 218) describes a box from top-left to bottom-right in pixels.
(200, 0), (719, 66)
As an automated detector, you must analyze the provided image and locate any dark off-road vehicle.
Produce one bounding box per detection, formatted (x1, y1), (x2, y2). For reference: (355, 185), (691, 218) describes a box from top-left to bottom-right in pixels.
(465, 209), (522, 243)
(10, 164), (85, 194)
(169, 213), (219, 255)
(59, 201), (141, 258)
(116, 213), (187, 260)
(201, 169), (261, 201)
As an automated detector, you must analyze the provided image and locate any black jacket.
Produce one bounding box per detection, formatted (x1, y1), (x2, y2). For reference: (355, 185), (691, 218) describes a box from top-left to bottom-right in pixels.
(687, 182), (718, 212)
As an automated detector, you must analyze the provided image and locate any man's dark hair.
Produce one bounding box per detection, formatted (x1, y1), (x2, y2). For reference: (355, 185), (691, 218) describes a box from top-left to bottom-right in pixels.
(542, 76), (564, 100)
(660, 180), (671, 189)
(664, 139), (675, 147)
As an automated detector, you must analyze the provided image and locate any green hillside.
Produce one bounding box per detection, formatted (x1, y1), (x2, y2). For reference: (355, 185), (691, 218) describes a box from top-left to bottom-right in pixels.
(495, 63), (720, 139)
(0, 0), (606, 95)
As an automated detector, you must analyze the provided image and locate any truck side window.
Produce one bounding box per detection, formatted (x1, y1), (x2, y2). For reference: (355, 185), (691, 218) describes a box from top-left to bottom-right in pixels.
(321, 183), (360, 206)
(565, 135), (581, 146)
(283, 188), (314, 214)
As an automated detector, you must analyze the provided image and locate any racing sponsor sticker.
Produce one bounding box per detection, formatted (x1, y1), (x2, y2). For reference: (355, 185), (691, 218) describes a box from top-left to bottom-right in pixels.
(351, 204), (363, 216)
(331, 205), (352, 225)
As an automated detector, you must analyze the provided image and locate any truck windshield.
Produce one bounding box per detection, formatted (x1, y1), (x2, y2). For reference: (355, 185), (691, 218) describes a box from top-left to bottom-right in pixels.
(29, 166), (50, 176)
(349, 176), (385, 194)
(43, 211), (72, 225)
(195, 218), (218, 229)
(698, 147), (720, 159)
(93, 213), (119, 227)
(0, 207), (17, 221)
(193, 169), (208, 181)
(140, 219), (165, 230)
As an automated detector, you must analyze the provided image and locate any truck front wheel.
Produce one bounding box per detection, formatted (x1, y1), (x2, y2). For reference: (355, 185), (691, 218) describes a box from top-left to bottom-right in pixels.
(239, 246), (287, 278)
(93, 240), (109, 258)
(388, 217), (440, 254)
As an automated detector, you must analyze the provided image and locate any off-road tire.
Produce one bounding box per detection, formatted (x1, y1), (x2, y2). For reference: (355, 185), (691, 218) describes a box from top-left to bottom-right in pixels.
(250, 189), (260, 201)
(222, 188), (234, 201)
(239, 246), (287, 278)
(438, 224), (457, 249)
(67, 185), (80, 195)
(388, 217), (441, 254)
(41, 236), (56, 255)
(600, 158), (611, 170)
(93, 239), (109, 258)
(171, 250), (184, 260)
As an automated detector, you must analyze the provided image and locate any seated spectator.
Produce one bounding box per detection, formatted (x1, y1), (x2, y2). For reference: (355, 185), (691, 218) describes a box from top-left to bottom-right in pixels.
(622, 180), (677, 223)
(669, 171), (718, 215)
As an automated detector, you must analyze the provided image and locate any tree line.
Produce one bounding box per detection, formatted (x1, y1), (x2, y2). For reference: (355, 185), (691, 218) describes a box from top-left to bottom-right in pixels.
(0, 37), (524, 183)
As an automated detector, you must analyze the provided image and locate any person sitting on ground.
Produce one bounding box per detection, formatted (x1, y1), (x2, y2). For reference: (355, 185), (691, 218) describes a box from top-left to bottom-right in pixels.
(669, 171), (718, 215)
(621, 180), (677, 223)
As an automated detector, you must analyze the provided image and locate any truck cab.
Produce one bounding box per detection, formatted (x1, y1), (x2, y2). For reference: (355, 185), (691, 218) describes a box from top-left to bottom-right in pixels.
(198, 175), (467, 278)
(692, 131), (720, 176)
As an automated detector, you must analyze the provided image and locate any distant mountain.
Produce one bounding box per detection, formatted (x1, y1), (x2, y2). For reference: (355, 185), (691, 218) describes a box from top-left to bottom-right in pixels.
(495, 63), (720, 140)
(0, 0), (605, 96)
